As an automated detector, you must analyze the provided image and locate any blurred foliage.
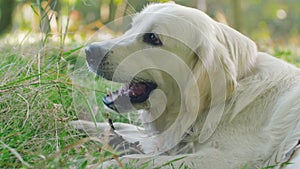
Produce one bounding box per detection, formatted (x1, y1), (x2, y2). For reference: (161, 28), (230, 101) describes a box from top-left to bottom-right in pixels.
(0, 0), (299, 45)
(205, 0), (300, 44)
(0, 0), (15, 34)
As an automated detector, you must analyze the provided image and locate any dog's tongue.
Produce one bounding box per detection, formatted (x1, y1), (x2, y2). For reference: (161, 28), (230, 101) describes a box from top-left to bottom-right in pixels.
(103, 91), (120, 106)
(129, 83), (146, 96)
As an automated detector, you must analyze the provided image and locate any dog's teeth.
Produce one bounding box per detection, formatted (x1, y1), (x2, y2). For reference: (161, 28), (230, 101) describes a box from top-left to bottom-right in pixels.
(128, 89), (136, 96)
(106, 88), (112, 95)
(114, 92), (119, 99)
(118, 88), (122, 95)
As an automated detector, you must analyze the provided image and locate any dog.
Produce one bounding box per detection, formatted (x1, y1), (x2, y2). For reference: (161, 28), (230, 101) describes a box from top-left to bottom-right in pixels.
(71, 3), (300, 169)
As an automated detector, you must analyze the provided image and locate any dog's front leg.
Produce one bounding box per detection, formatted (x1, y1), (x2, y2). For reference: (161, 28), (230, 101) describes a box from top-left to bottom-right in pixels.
(69, 120), (145, 155)
(69, 120), (112, 137)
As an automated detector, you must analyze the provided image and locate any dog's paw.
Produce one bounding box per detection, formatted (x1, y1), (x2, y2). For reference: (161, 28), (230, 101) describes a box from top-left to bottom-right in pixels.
(69, 120), (111, 137)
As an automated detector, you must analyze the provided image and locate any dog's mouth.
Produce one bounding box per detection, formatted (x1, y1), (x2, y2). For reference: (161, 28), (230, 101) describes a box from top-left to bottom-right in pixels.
(103, 81), (157, 112)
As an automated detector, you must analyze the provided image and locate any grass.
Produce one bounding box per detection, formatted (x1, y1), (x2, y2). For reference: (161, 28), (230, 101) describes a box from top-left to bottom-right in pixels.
(0, 37), (127, 168)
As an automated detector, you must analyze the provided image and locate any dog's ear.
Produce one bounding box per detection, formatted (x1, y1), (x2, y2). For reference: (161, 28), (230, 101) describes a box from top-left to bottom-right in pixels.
(216, 23), (257, 80)
(194, 23), (257, 97)
(192, 38), (237, 143)
(190, 22), (257, 143)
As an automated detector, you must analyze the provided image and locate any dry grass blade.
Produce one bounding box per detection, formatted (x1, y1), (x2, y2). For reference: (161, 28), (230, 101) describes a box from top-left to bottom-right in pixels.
(16, 93), (30, 128)
(53, 137), (124, 169)
(0, 140), (32, 168)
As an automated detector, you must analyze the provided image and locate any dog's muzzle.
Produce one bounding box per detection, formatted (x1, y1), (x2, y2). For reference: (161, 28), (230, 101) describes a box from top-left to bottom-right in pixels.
(85, 44), (158, 113)
(85, 44), (109, 76)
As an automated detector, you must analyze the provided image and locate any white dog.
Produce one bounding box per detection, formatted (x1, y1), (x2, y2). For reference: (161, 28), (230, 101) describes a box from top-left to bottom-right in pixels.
(72, 3), (300, 169)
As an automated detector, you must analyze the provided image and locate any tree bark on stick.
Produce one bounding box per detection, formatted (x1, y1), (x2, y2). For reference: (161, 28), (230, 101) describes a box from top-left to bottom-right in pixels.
(0, 0), (15, 35)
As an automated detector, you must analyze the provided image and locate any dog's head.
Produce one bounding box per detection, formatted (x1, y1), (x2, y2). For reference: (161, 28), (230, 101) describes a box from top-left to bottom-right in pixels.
(85, 3), (257, 123)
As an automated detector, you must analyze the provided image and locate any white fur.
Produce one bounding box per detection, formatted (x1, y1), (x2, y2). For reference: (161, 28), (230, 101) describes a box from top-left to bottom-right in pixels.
(73, 3), (300, 169)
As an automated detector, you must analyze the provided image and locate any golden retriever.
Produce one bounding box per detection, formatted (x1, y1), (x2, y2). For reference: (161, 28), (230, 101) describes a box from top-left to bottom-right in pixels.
(71, 3), (300, 169)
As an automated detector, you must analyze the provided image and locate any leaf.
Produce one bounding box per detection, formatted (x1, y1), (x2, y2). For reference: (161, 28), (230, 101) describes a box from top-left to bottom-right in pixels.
(78, 160), (88, 169)
(30, 4), (39, 16)
(260, 164), (278, 169)
(241, 164), (248, 169)
(154, 156), (186, 169)
(63, 46), (84, 58)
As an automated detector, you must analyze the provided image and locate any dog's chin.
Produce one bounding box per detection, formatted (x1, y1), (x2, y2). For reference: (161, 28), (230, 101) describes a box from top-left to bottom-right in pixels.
(102, 81), (157, 113)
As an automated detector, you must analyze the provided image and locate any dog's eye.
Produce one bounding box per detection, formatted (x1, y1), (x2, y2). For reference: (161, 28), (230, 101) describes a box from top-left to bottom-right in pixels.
(143, 33), (162, 46)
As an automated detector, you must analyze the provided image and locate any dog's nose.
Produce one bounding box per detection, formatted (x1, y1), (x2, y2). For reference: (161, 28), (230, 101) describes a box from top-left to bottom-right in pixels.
(85, 45), (95, 66)
(85, 45), (96, 63)
(84, 46), (91, 56)
(85, 44), (108, 68)
(85, 45), (95, 65)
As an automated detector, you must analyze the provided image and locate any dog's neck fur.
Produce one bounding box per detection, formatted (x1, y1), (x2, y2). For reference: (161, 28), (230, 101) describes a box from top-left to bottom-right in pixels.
(140, 83), (182, 134)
